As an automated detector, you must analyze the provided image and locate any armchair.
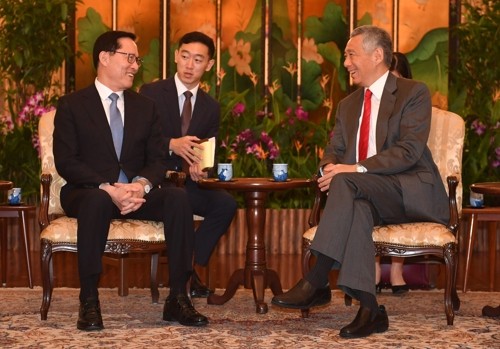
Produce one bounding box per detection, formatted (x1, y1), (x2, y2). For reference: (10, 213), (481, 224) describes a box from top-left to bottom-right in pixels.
(302, 107), (465, 325)
(38, 110), (166, 320)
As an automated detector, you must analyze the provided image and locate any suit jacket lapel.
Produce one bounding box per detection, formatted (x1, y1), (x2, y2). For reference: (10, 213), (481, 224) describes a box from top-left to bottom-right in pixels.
(376, 74), (397, 152)
(122, 90), (139, 158)
(191, 90), (208, 135)
(164, 79), (183, 137)
(345, 89), (364, 161)
(82, 86), (117, 159)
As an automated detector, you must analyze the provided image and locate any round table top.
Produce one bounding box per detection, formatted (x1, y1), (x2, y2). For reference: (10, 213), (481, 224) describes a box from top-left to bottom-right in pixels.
(0, 204), (36, 218)
(0, 180), (13, 190)
(198, 177), (313, 192)
(470, 182), (500, 196)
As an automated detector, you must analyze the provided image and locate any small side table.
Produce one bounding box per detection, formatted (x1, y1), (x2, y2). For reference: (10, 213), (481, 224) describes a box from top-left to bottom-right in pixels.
(198, 177), (313, 314)
(0, 204), (36, 288)
(462, 182), (500, 292)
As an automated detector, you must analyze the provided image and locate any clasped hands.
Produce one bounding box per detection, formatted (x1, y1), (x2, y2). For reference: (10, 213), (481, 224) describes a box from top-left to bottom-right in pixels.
(169, 135), (208, 181)
(100, 182), (146, 215)
(317, 163), (358, 192)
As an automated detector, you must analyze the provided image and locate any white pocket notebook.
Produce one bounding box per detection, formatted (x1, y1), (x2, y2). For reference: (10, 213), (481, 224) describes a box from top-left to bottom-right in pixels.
(193, 137), (216, 171)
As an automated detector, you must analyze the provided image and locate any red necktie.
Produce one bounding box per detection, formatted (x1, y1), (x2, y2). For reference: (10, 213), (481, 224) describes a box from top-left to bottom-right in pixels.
(358, 89), (372, 161)
(181, 91), (193, 173)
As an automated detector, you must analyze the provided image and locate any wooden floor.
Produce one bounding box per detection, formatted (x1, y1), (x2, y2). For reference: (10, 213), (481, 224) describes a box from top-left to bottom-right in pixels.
(2, 246), (499, 293)
(1, 208), (499, 293)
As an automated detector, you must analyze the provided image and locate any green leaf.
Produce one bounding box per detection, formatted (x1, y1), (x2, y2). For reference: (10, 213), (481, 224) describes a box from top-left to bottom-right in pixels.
(77, 7), (109, 54)
(318, 41), (341, 70)
(300, 60), (323, 110)
(357, 12), (372, 26)
(13, 50), (23, 68)
(407, 30), (449, 96)
(138, 39), (160, 85)
(304, 2), (347, 47)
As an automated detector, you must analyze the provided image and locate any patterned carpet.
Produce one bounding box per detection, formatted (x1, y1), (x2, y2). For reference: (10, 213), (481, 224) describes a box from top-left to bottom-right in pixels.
(0, 287), (499, 348)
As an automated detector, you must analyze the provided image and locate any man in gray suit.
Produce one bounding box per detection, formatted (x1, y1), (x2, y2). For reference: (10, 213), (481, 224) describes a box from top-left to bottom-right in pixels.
(272, 25), (449, 338)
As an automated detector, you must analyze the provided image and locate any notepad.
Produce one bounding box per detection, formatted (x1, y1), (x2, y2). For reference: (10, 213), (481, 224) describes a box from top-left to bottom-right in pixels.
(193, 137), (216, 171)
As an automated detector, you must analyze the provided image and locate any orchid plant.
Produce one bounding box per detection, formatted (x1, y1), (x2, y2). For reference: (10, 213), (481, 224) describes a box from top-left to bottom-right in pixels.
(215, 69), (328, 183)
(0, 92), (56, 200)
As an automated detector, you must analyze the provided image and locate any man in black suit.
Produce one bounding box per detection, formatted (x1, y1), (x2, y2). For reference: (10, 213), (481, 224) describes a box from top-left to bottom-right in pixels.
(54, 31), (208, 331)
(272, 25), (449, 338)
(140, 31), (237, 298)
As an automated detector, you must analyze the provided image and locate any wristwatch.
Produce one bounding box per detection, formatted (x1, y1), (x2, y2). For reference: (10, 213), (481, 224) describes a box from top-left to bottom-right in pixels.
(142, 182), (151, 194)
(134, 177), (152, 194)
(356, 163), (367, 173)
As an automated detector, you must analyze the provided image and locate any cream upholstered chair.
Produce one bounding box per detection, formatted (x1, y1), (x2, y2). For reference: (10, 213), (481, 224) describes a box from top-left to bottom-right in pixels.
(302, 107), (465, 325)
(38, 110), (166, 320)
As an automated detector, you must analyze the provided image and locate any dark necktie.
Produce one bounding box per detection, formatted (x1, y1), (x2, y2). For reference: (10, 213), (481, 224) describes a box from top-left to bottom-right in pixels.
(181, 91), (193, 174)
(358, 89), (372, 161)
(109, 93), (128, 183)
(181, 90), (193, 136)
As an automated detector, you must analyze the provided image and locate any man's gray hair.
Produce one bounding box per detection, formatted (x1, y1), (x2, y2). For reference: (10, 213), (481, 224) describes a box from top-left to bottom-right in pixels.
(350, 25), (393, 68)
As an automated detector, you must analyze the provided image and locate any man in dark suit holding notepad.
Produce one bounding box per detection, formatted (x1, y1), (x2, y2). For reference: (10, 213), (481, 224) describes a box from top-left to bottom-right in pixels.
(140, 31), (237, 298)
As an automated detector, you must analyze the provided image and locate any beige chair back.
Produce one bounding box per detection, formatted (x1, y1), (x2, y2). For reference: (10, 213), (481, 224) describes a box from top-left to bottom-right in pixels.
(39, 110), (66, 215)
(428, 107), (465, 212)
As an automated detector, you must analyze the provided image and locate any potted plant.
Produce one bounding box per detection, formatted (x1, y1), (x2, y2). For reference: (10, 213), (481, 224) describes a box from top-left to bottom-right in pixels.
(0, 0), (79, 201)
(449, 0), (500, 203)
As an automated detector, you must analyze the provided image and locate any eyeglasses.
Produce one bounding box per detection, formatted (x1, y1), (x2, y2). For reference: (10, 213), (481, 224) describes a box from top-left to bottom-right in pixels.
(111, 51), (144, 66)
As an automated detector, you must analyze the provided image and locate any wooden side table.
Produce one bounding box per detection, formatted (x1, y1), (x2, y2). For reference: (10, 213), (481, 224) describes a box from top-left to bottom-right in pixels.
(198, 177), (313, 313)
(462, 182), (500, 292)
(0, 204), (36, 288)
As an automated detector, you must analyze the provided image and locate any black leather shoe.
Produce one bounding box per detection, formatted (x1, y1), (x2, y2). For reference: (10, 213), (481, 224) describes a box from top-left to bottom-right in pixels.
(271, 279), (331, 309)
(391, 284), (409, 295)
(77, 297), (104, 331)
(339, 305), (389, 338)
(190, 271), (213, 298)
(482, 305), (500, 318)
(163, 294), (208, 326)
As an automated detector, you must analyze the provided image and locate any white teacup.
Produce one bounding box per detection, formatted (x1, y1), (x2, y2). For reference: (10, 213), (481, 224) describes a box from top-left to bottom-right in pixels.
(272, 163), (288, 182)
(469, 191), (484, 208)
(217, 163), (233, 181)
(7, 187), (22, 205)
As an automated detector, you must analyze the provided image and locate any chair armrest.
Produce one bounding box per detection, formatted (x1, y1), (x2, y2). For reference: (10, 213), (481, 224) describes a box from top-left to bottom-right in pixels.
(165, 171), (187, 187)
(446, 175), (460, 235)
(39, 173), (52, 231)
(308, 175), (326, 227)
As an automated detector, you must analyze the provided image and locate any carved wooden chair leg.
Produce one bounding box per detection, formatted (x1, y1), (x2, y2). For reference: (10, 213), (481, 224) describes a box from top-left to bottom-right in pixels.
(40, 240), (53, 320)
(150, 253), (160, 303)
(449, 244), (461, 312)
(117, 256), (128, 297)
(444, 243), (457, 325)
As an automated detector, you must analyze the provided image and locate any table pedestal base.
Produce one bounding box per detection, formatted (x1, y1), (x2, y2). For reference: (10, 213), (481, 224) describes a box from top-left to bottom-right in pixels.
(207, 268), (283, 313)
(198, 178), (312, 314)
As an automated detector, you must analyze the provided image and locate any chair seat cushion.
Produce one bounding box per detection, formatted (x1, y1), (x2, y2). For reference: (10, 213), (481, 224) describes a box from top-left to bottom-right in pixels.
(303, 222), (456, 247)
(40, 216), (165, 243)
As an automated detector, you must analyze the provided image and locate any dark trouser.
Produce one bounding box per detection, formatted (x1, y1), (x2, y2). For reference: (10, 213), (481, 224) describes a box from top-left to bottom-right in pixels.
(61, 185), (195, 297)
(184, 179), (237, 266)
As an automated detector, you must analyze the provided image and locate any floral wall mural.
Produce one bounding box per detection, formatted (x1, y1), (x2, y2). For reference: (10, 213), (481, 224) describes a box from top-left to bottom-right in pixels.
(7, 1), (493, 205)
